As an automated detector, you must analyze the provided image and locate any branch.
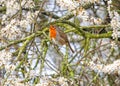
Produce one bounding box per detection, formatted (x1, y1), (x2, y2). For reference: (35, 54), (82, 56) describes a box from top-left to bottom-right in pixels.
(0, 28), (47, 51)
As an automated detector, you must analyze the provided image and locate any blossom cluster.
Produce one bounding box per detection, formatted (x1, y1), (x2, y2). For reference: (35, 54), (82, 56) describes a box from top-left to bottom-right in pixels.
(0, 0), (39, 41)
(107, 0), (120, 39)
(1, 76), (70, 86)
(2, 76), (28, 86)
(77, 8), (102, 26)
(2, 69), (40, 86)
(35, 77), (70, 86)
(1, 19), (22, 40)
(21, 0), (35, 9)
(0, 0), (35, 16)
(56, 0), (79, 11)
(0, 0), (41, 85)
(89, 59), (120, 75)
(110, 12), (120, 39)
(6, 0), (20, 16)
(0, 50), (12, 66)
(57, 0), (102, 26)
(0, 50), (16, 73)
(56, 0), (100, 13)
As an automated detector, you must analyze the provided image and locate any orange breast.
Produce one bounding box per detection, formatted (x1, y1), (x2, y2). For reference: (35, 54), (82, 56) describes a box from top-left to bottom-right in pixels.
(49, 25), (57, 39)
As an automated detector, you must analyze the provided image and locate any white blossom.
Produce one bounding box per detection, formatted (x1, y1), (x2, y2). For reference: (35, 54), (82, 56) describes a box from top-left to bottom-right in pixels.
(26, 11), (39, 24)
(1, 19), (22, 40)
(111, 41), (117, 49)
(0, 0), (6, 6)
(56, 0), (100, 13)
(5, 64), (16, 71)
(3, 77), (29, 86)
(29, 70), (39, 78)
(89, 61), (103, 72)
(78, 0), (100, 5)
(20, 20), (29, 28)
(21, 0), (35, 9)
(110, 12), (120, 39)
(107, 0), (112, 5)
(6, 0), (20, 16)
(35, 83), (50, 86)
(89, 59), (120, 75)
(90, 17), (102, 25)
(77, 8), (90, 20)
(58, 77), (68, 86)
(0, 50), (12, 66)
(56, 0), (79, 11)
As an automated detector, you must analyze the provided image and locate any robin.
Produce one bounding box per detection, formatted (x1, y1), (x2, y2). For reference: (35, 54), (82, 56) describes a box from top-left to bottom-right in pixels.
(49, 25), (74, 53)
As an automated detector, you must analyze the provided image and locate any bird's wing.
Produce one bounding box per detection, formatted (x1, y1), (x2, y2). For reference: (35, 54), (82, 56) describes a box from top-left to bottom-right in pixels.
(55, 27), (69, 42)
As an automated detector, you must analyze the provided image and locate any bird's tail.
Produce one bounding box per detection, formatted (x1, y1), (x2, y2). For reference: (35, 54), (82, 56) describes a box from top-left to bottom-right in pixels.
(67, 42), (74, 53)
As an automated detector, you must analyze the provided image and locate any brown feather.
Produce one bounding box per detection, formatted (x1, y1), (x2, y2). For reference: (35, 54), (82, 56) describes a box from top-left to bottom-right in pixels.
(51, 25), (74, 53)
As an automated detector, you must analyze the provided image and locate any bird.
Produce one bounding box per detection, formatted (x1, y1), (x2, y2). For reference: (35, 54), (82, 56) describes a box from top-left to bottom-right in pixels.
(49, 25), (74, 53)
